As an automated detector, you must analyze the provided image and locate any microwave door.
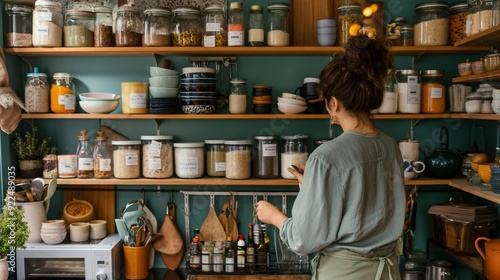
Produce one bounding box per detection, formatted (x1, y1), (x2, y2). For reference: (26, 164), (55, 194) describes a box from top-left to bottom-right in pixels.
(18, 249), (93, 279)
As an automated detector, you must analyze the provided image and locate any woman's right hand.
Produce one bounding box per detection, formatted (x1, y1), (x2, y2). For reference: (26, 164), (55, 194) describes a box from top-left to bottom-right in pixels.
(287, 163), (305, 184)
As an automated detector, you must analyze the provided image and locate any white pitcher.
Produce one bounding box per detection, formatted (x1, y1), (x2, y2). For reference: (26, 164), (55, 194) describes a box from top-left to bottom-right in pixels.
(17, 200), (49, 243)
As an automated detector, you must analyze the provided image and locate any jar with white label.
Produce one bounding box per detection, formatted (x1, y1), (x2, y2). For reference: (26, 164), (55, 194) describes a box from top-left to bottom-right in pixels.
(397, 69), (421, 113)
(203, 4), (227, 47)
(121, 82), (148, 113)
(205, 140), (225, 177)
(141, 135), (174, 178)
(57, 154), (76, 178)
(228, 2), (244, 46)
(112, 140), (141, 179)
(421, 70), (445, 113)
(33, 0), (63, 47)
(280, 135), (308, 179)
(225, 140), (252, 179)
(174, 142), (204, 178)
(93, 131), (111, 179)
(50, 73), (75, 114)
(76, 130), (93, 178)
(253, 136), (278, 179)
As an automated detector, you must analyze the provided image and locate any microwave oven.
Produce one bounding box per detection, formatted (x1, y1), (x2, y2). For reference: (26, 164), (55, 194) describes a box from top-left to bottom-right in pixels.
(16, 233), (123, 280)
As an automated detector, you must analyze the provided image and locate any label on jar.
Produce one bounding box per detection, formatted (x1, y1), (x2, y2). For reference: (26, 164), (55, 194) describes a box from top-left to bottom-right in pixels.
(262, 143), (277, 157)
(78, 158), (93, 170)
(405, 76), (420, 104)
(58, 94), (76, 109)
(99, 158), (111, 171)
(35, 11), (53, 22)
(58, 157), (76, 175)
(431, 87), (443, 98)
(125, 152), (139, 166)
(129, 93), (147, 109)
(148, 158), (162, 170)
(206, 23), (220, 32)
(36, 26), (49, 36)
(204, 36), (216, 47)
(148, 140), (162, 157)
(215, 162), (226, 172)
(228, 31), (244, 46)
(179, 157), (199, 175)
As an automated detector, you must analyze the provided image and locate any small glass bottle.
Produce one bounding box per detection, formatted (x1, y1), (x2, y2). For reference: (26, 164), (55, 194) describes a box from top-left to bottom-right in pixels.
(115, 5), (143, 47)
(203, 4), (227, 47)
(189, 237), (202, 270)
(25, 67), (49, 113)
(225, 236), (235, 273)
(205, 139), (226, 177)
(377, 69), (398, 114)
(93, 6), (113, 47)
(267, 3), (290, 46)
(4, 3), (33, 47)
(33, 0), (63, 47)
(385, 17), (406, 46)
(253, 136), (278, 179)
(479, 0), (494, 31)
(76, 130), (93, 178)
(93, 131), (111, 179)
(64, 10), (94, 47)
(172, 6), (202, 46)
(50, 72), (75, 114)
(421, 70), (445, 113)
(248, 5), (264, 46)
(337, 2), (363, 46)
(228, 2), (244, 46)
(143, 7), (172, 47)
(229, 78), (247, 114)
(280, 135), (308, 179)
(225, 140), (252, 179)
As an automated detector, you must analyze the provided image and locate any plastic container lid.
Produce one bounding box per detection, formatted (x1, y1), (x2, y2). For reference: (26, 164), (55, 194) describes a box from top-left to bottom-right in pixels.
(27, 67), (47, 78)
(172, 6), (201, 15)
(92, 6), (112, 13)
(141, 135), (174, 141)
(280, 134), (309, 140)
(224, 140), (252, 145)
(254, 136), (277, 140)
(250, 5), (263, 11)
(112, 140), (141, 145)
(173, 142), (204, 148)
(204, 140), (225, 144)
(415, 1), (448, 10)
(397, 69), (419, 75)
(303, 77), (320, 84)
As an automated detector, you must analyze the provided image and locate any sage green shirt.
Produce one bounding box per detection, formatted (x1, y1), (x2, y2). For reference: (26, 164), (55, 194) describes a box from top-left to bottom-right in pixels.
(280, 131), (405, 255)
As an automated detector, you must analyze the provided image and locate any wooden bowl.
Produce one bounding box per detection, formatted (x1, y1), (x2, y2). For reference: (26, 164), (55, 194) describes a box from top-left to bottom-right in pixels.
(62, 199), (95, 225)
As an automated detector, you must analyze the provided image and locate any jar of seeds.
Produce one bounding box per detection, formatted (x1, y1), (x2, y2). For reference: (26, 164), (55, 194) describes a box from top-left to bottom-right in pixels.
(225, 140), (251, 180)
(64, 10), (94, 47)
(93, 6), (113, 47)
(115, 5), (143, 46)
(24, 67), (49, 113)
(337, 2), (363, 46)
(4, 4), (33, 47)
(172, 6), (202, 46)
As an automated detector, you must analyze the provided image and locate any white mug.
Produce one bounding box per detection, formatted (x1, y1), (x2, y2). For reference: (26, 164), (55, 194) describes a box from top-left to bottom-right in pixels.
(399, 140), (419, 161)
(403, 158), (425, 180)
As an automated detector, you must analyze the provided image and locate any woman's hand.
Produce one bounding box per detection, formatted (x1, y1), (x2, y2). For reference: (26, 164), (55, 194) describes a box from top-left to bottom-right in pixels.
(255, 200), (288, 229)
(287, 163), (305, 184)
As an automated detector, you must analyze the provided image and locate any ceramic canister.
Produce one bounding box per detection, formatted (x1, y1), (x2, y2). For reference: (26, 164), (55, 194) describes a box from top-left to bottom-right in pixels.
(399, 140), (419, 161)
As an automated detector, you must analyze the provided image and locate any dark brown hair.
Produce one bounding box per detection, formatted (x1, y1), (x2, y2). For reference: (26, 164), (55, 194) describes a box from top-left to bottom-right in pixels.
(318, 34), (394, 114)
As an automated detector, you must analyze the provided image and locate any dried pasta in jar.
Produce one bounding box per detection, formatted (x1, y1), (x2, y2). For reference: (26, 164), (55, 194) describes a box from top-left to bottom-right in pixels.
(112, 140), (141, 179)
(141, 135), (174, 178)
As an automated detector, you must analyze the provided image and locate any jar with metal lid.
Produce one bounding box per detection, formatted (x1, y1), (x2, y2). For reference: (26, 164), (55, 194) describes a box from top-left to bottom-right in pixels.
(225, 140), (252, 179)
(248, 5), (264, 46)
(397, 70), (421, 114)
(174, 142), (204, 178)
(449, 3), (468, 45)
(377, 69), (398, 114)
(280, 135), (308, 179)
(202, 241), (214, 272)
(172, 6), (202, 46)
(414, 1), (449, 46)
(144, 7), (172, 47)
(479, 0), (493, 31)
(205, 140), (225, 177)
(400, 25), (414, 46)
(229, 78), (247, 114)
(25, 67), (49, 113)
(467, 0), (480, 36)
(421, 70), (445, 113)
(33, 0), (63, 47)
(76, 130), (93, 178)
(203, 4), (227, 47)
(253, 136), (278, 179)
(267, 3), (290, 46)
(228, 2), (244, 46)
(465, 92), (482, 113)
(4, 4), (33, 47)
(112, 140), (141, 179)
(337, 2), (363, 46)
(141, 135), (174, 178)
(115, 5), (143, 47)
(93, 131), (111, 179)
(50, 72), (75, 114)
(385, 17), (406, 46)
(93, 6), (113, 47)
(64, 10), (95, 47)
(121, 82), (148, 114)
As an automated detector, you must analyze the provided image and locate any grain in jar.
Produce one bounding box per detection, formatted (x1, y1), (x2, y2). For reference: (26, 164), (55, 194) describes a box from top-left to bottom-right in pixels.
(93, 131), (111, 179)
(267, 3), (290, 46)
(115, 5), (143, 47)
(4, 4), (33, 47)
(112, 140), (141, 179)
(42, 154), (57, 178)
(397, 70), (421, 113)
(64, 10), (94, 47)
(141, 135), (174, 178)
(466, 0), (480, 36)
(225, 140), (251, 179)
(33, 0), (63, 47)
(174, 142), (204, 178)
(121, 82), (148, 113)
(205, 140), (225, 177)
(280, 135), (308, 179)
(76, 130), (93, 178)
(479, 0), (493, 31)
(253, 136), (278, 179)
(50, 73), (75, 113)
(421, 70), (445, 113)
(143, 7), (172, 47)
(448, 3), (467, 45)
(93, 6), (113, 47)
(172, 6), (202, 47)
(203, 4), (227, 47)
(337, 3), (363, 46)
(414, 1), (449, 46)
(24, 68), (49, 113)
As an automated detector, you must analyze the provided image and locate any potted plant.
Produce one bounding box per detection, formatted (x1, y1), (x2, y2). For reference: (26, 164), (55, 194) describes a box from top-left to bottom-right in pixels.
(12, 127), (57, 178)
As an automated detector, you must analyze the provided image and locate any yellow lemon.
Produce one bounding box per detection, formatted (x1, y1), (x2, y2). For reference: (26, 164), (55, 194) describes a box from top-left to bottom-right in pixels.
(370, 4), (379, 13)
(349, 23), (361, 36)
(362, 7), (372, 17)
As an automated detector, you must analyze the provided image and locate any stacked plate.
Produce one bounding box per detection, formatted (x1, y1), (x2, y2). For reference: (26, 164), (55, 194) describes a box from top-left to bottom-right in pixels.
(278, 92), (308, 114)
(179, 67), (217, 114)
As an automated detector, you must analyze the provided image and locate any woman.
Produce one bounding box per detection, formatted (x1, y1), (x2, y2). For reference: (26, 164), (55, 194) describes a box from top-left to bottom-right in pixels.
(255, 34), (405, 280)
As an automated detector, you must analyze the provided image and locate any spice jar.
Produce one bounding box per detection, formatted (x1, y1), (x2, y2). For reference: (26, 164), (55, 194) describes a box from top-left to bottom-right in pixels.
(4, 4), (33, 47)
(414, 1), (449, 46)
(172, 6), (202, 47)
(396, 70), (421, 114)
(64, 10), (94, 47)
(50, 73), (75, 114)
(57, 154), (76, 178)
(253, 136), (278, 179)
(229, 78), (247, 114)
(337, 2), (363, 46)
(248, 5), (264, 46)
(479, 0), (493, 31)
(25, 67), (49, 113)
(465, 92), (482, 113)
(121, 82), (148, 114)
(400, 25), (414, 46)
(225, 140), (252, 180)
(76, 130), (93, 178)
(93, 6), (113, 47)
(42, 154), (57, 178)
(33, 0), (63, 47)
(421, 70), (445, 113)
(174, 142), (204, 178)
(280, 135), (308, 179)
(115, 5), (143, 47)
(141, 135), (174, 178)
(448, 3), (468, 45)
(202, 241), (215, 272)
(467, 0), (480, 36)
(144, 7), (172, 47)
(377, 69), (398, 114)
(93, 131), (111, 179)
(203, 4), (227, 47)
(205, 140), (225, 177)
(228, 2), (244, 46)
(267, 3), (290, 46)
(112, 140), (141, 179)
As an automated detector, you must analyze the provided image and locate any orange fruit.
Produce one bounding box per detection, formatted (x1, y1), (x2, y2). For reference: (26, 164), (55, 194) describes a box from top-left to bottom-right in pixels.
(349, 24), (361, 36)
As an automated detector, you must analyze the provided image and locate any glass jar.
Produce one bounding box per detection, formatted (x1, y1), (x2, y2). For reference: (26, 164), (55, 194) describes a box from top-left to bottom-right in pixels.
(253, 136), (278, 179)
(112, 140), (141, 179)
(467, 0), (480, 36)
(50, 72), (75, 114)
(25, 67), (49, 113)
(267, 3), (290, 46)
(225, 140), (252, 180)
(4, 4), (33, 47)
(93, 131), (111, 179)
(33, 0), (63, 47)
(337, 2), (363, 46)
(414, 1), (449, 46)
(228, 2), (244, 46)
(377, 69), (398, 114)
(144, 7), (172, 47)
(174, 142), (204, 178)
(494, 0), (500, 26)
(465, 92), (482, 113)
(396, 70), (421, 113)
(205, 140), (225, 177)
(248, 5), (264, 46)
(202, 241), (215, 272)
(42, 154), (57, 178)
(172, 6), (202, 47)
(64, 10), (95, 47)
(203, 4), (227, 47)
(115, 5), (143, 47)
(385, 17), (406, 46)
(57, 154), (76, 178)
(400, 25), (414, 46)
(76, 130), (93, 178)
(449, 3), (468, 45)
(479, 0), (494, 31)
(93, 6), (113, 47)
(121, 82), (148, 114)
(280, 135), (308, 179)
(421, 70), (445, 113)
(229, 78), (247, 114)
(141, 135), (174, 178)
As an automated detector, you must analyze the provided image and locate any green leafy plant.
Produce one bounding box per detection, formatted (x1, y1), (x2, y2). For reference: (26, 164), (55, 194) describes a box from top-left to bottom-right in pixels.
(12, 127), (56, 160)
(0, 198), (29, 259)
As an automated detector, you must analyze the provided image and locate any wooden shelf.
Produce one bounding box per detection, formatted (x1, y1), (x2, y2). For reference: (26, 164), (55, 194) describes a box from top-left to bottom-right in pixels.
(188, 275), (311, 280)
(455, 25), (500, 47)
(452, 69), (500, 83)
(448, 178), (500, 204)
(447, 252), (485, 279)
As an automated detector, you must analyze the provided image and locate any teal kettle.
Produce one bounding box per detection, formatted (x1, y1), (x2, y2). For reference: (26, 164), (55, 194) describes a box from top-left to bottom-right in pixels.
(425, 126), (460, 179)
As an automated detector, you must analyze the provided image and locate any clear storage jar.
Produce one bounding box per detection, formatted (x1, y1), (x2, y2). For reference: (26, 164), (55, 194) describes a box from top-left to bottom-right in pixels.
(337, 2), (362, 46)
(377, 69), (398, 114)
(397, 69), (421, 113)
(93, 6), (113, 47)
(400, 25), (414, 46)
(421, 70), (445, 113)
(414, 1), (449, 46)
(229, 78), (247, 114)
(112, 140), (141, 179)
(203, 4), (227, 47)
(172, 6), (202, 47)
(33, 0), (63, 47)
(115, 5), (143, 47)
(494, 0), (500, 26)
(449, 3), (468, 45)
(280, 135), (308, 179)
(57, 154), (76, 178)
(144, 7), (172, 47)
(141, 135), (174, 178)
(467, 0), (480, 36)
(228, 2), (244, 46)
(76, 130), (93, 178)
(121, 82), (148, 114)
(385, 17), (406, 46)
(93, 131), (111, 179)
(50, 73), (75, 113)
(253, 136), (278, 179)
(4, 4), (33, 47)
(225, 140), (252, 179)
(174, 142), (204, 178)
(267, 3), (290, 47)
(479, 0), (493, 31)
(64, 10), (95, 47)
(25, 68), (49, 113)
(248, 5), (264, 46)
(205, 140), (225, 177)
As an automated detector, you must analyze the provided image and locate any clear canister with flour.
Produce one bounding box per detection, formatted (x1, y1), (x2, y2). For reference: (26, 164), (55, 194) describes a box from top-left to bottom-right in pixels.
(205, 140), (225, 177)
(414, 1), (449, 46)
(377, 69), (398, 114)
(267, 3), (290, 46)
(144, 7), (172, 47)
(64, 10), (94, 47)
(25, 68), (49, 113)
(112, 140), (141, 179)
(225, 140), (252, 180)
(253, 136), (278, 179)
(280, 135), (308, 179)
(174, 142), (204, 178)
(121, 82), (148, 114)
(33, 0), (63, 47)
(4, 3), (33, 47)
(141, 135), (174, 178)
(397, 69), (421, 113)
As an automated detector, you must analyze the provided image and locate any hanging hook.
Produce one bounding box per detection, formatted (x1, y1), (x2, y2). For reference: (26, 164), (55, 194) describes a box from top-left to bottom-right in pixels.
(142, 188), (146, 204)
(169, 190), (173, 203)
(157, 185), (161, 197)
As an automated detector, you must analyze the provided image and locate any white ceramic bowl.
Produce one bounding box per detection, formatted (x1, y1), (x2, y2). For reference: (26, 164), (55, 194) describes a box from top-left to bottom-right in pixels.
(149, 76), (179, 88)
(278, 97), (307, 106)
(492, 92), (500, 100)
(41, 228), (66, 235)
(79, 92), (120, 101)
(41, 231), (67, 245)
(80, 100), (119, 114)
(149, 87), (179, 98)
(278, 103), (308, 114)
(42, 220), (66, 229)
(282, 92), (306, 102)
(150, 66), (179, 77)
(89, 220), (107, 240)
(492, 104), (500, 114)
(70, 222), (90, 242)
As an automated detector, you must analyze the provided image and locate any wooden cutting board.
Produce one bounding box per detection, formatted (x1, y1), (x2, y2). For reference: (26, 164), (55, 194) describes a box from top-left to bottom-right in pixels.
(200, 205), (226, 242)
(218, 201), (229, 233)
(153, 203), (183, 255)
(158, 203), (184, 270)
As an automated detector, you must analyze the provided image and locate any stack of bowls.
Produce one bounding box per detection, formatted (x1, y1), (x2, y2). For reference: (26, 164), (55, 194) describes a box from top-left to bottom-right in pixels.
(40, 220), (67, 245)
(179, 67), (217, 114)
(317, 18), (337, 46)
(490, 165), (500, 193)
(278, 92), (308, 114)
(148, 66), (180, 114)
(492, 89), (500, 114)
(252, 85), (272, 113)
(79, 92), (120, 114)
